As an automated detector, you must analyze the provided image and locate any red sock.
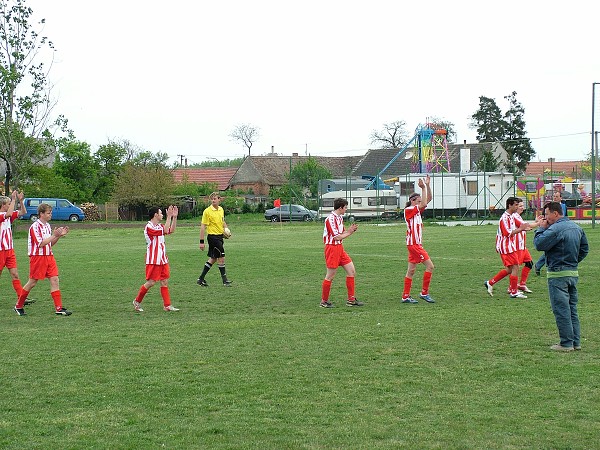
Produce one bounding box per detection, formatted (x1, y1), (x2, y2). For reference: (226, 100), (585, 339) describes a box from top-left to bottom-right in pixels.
(489, 269), (509, 286)
(160, 286), (171, 307)
(51, 290), (62, 310)
(321, 279), (332, 302)
(520, 266), (531, 286)
(12, 279), (23, 297)
(135, 285), (149, 303)
(402, 277), (412, 299)
(346, 276), (355, 300)
(421, 271), (432, 295)
(509, 275), (518, 294)
(16, 289), (30, 309)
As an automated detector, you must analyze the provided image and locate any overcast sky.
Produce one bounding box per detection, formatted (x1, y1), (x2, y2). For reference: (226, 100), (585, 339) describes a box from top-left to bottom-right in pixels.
(25, 0), (600, 166)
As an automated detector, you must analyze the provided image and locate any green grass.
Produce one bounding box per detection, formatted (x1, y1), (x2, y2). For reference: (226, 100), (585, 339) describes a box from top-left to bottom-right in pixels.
(1, 219), (599, 449)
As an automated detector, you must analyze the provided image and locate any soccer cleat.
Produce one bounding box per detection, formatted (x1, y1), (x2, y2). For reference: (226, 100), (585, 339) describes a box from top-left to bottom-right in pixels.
(133, 300), (144, 312)
(197, 278), (208, 287)
(401, 297), (418, 304)
(550, 344), (574, 352)
(55, 307), (72, 316)
(419, 293), (435, 303)
(14, 306), (26, 316)
(223, 280), (233, 287)
(164, 305), (180, 312)
(346, 299), (364, 307)
(484, 280), (494, 297)
(575, 345), (582, 351)
(23, 298), (36, 306)
(510, 292), (528, 299)
(320, 301), (334, 308)
(518, 285), (532, 293)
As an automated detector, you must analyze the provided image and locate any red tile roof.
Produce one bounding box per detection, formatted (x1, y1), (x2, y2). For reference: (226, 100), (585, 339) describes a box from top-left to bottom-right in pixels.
(172, 168), (238, 191)
(524, 161), (586, 178)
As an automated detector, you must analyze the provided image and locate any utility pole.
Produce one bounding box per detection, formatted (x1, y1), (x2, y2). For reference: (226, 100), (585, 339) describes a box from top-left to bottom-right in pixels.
(177, 154), (185, 167)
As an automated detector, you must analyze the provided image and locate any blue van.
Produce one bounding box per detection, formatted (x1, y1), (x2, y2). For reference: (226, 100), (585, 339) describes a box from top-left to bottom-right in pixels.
(20, 198), (85, 222)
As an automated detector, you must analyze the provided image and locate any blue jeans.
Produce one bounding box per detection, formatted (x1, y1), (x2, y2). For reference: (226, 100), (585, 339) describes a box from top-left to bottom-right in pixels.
(547, 276), (580, 348)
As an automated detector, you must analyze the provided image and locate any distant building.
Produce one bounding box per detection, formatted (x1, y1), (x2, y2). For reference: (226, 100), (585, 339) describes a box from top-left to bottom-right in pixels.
(172, 167), (238, 191)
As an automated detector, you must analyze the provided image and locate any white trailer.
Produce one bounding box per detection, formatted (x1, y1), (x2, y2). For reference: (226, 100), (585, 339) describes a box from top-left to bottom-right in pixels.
(319, 189), (399, 220)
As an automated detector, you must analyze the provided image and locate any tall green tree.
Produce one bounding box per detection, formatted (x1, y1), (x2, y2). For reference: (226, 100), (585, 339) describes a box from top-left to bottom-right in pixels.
(0, 0), (70, 192)
(470, 96), (505, 143)
(289, 157), (332, 197)
(93, 141), (128, 202)
(53, 140), (98, 202)
(427, 117), (457, 143)
(502, 91), (535, 174)
(474, 149), (499, 172)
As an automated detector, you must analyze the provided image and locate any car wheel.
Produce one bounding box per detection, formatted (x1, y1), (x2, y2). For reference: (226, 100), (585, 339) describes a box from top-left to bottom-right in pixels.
(303, 214), (310, 222)
(30, 214), (38, 222)
(270, 216), (279, 222)
(69, 214), (80, 222)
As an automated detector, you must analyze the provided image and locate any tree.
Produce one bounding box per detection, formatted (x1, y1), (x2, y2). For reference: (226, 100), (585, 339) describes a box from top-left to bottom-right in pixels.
(427, 117), (457, 143)
(470, 96), (505, 143)
(370, 121), (410, 149)
(230, 124), (260, 156)
(53, 140), (98, 202)
(0, 0), (70, 192)
(502, 91), (535, 174)
(474, 149), (499, 172)
(93, 140), (128, 203)
(289, 157), (332, 197)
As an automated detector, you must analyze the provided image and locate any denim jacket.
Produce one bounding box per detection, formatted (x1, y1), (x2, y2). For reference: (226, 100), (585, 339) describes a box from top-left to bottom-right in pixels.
(533, 217), (589, 277)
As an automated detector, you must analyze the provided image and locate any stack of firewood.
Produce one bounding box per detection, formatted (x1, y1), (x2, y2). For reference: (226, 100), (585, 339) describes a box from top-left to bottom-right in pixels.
(80, 203), (101, 221)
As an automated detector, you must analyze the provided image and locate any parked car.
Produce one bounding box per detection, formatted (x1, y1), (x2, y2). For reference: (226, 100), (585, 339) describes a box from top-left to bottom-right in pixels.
(20, 198), (85, 222)
(264, 204), (318, 222)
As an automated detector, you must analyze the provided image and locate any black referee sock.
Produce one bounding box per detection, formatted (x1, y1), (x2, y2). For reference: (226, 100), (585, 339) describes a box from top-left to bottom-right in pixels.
(218, 264), (227, 282)
(199, 261), (212, 279)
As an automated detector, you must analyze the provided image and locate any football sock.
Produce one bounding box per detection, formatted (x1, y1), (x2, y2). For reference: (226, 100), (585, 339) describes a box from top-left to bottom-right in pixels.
(51, 290), (62, 310)
(421, 271), (432, 295)
(346, 276), (355, 300)
(16, 289), (30, 309)
(402, 276), (412, 299)
(12, 279), (23, 297)
(160, 286), (171, 307)
(509, 275), (518, 294)
(489, 269), (509, 286)
(218, 264), (227, 282)
(321, 279), (332, 302)
(520, 266), (531, 286)
(135, 285), (149, 302)
(199, 261), (212, 279)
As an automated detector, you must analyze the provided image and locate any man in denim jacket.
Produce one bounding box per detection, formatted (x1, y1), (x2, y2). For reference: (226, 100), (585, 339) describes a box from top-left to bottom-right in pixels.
(534, 201), (589, 352)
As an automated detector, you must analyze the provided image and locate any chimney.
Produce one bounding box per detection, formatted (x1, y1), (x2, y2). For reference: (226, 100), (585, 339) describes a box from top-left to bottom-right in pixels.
(271, 145), (275, 154)
(292, 152), (299, 157)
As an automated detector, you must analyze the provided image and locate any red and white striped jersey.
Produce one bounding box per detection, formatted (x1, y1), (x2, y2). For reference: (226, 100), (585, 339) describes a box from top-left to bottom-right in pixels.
(404, 205), (424, 246)
(28, 220), (53, 256)
(0, 211), (18, 251)
(512, 212), (527, 251)
(144, 221), (170, 265)
(496, 211), (517, 254)
(323, 212), (344, 245)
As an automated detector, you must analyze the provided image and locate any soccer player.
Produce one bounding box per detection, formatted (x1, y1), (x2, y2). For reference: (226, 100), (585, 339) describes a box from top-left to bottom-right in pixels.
(197, 192), (232, 287)
(320, 197), (363, 308)
(401, 175), (435, 304)
(512, 200), (538, 294)
(133, 205), (180, 312)
(0, 191), (29, 304)
(14, 203), (72, 316)
(484, 197), (529, 299)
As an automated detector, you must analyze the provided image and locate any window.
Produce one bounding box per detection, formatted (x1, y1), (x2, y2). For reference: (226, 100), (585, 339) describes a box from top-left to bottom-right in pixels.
(467, 181), (478, 195)
(353, 198), (362, 205)
(59, 200), (70, 207)
(46, 200), (57, 208)
(384, 196), (397, 206)
(322, 199), (334, 207)
(368, 197), (380, 206)
(398, 182), (414, 195)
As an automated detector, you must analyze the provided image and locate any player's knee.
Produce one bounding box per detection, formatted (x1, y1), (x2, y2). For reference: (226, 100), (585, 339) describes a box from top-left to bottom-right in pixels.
(525, 260), (533, 269)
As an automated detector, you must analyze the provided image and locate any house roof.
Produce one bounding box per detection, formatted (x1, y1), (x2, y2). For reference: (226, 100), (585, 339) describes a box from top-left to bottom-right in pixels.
(172, 167), (238, 191)
(229, 155), (362, 187)
(524, 161), (586, 178)
(352, 142), (498, 178)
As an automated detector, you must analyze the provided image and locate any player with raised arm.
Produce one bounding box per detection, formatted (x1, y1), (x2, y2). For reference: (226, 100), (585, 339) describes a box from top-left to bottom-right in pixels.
(401, 175), (436, 304)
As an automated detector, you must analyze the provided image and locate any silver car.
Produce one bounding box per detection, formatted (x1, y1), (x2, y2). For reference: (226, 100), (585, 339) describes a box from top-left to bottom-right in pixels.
(264, 204), (318, 222)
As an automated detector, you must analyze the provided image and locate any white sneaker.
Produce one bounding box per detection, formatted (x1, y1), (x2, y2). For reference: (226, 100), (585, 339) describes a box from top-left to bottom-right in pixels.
(484, 280), (494, 297)
(164, 305), (180, 312)
(518, 285), (533, 293)
(510, 291), (528, 299)
(133, 300), (144, 312)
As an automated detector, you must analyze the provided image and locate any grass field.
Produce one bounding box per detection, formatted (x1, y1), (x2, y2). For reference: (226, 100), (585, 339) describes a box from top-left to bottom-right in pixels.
(1, 217), (599, 449)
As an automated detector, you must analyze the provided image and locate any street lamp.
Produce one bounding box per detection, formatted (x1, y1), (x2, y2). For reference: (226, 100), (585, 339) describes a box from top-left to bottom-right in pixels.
(592, 82), (599, 228)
